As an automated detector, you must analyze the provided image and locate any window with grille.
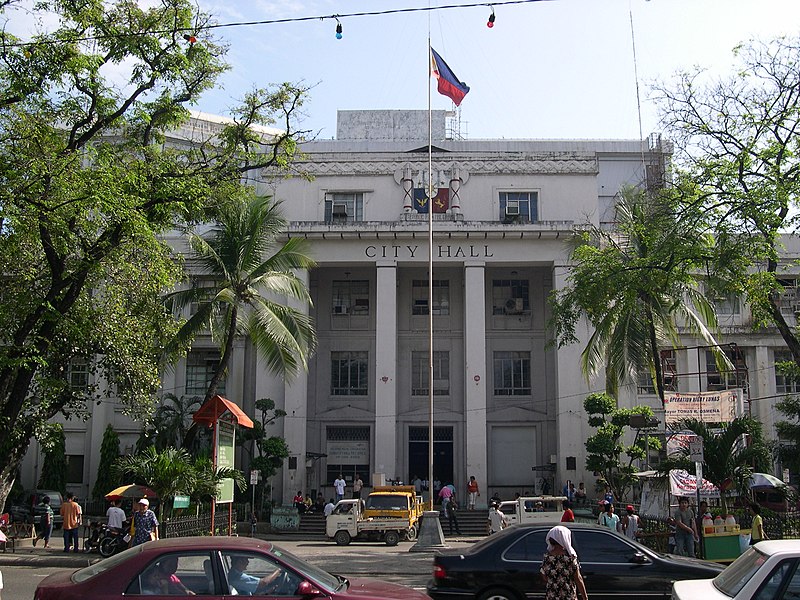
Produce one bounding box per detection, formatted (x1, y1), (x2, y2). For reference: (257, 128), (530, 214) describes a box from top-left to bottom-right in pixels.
(412, 280), (450, 315)
(185, 351), (225, 396)
(411, 351), (450, 396)
(325, 193), (364, 223)
(637, 350), (677, 394)
(69, 358), (90, 392)
(775, 350), (800, 395)
(705, 348), (744, 391)
(778, 279), (800, 317)
(331, 280), (370, 315)
(331, 351), (368, 396)
(493, 351), (531, 395)
(492, 279), (530, 315)
(499, 191), (538, 223)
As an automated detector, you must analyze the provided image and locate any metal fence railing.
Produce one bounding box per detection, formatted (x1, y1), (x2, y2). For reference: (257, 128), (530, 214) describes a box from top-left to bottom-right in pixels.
(162, 510), (237, 538)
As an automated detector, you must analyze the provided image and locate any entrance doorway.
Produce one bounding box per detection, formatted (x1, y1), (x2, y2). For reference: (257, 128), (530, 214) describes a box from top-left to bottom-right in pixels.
(409, 426), (453, 495)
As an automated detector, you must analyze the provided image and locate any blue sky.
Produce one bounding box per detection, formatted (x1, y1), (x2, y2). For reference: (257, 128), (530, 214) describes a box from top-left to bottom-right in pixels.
(194, 0), (800, 141)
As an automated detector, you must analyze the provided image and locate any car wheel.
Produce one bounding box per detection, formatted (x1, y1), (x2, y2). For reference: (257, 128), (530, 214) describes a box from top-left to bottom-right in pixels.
(334, 530), (351, 545)
(384, 530), (400, 546)
(477, 588), (520, 600)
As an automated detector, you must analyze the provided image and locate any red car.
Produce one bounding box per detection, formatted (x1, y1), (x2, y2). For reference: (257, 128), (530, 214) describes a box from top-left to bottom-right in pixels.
(35, 536), (428, 599)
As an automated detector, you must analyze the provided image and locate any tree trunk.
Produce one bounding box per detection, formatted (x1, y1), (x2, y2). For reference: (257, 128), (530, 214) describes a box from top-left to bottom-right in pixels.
(204, 304), (238, 403)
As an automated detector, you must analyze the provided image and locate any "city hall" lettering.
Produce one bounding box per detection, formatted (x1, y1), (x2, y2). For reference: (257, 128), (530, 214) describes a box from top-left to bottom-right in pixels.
(364, 244), (494, 259)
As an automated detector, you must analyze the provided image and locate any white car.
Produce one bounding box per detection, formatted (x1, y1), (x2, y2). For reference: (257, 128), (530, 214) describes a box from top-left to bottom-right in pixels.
(673, 540), (800, 600)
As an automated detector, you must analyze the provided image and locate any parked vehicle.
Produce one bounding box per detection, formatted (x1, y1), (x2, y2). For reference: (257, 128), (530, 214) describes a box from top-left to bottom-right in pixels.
(428, 523), (724, 600)
(497, 495), (568, 526)
(35, 536), (428, 599)
(98, 522), (131, 558)
(364, 485), (424, 526)
(673, 540), (800, 600)
(326, 498), (416, 546)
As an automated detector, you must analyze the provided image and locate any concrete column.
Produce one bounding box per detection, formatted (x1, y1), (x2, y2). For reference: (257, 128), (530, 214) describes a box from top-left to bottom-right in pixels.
(552, 263), (595, 491)
(375, 262), (398, 479)
(753, 346), (772, 432)
(464, 263), (487, 506)
(282, 270), (310, 505)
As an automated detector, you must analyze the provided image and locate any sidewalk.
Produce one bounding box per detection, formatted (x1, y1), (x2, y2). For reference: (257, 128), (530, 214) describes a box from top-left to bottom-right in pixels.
(0, 532), (479, 569)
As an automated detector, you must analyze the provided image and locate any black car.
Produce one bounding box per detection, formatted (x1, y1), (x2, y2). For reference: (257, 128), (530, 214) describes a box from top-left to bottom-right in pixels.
(428, 523), (725, 600)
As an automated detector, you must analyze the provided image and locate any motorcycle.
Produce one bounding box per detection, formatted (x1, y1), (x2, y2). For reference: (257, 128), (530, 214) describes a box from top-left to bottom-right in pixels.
(99, 521), (131, 558)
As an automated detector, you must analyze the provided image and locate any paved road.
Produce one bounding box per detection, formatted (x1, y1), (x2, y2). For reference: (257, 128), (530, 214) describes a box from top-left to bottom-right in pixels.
(0, 534), (480, 597)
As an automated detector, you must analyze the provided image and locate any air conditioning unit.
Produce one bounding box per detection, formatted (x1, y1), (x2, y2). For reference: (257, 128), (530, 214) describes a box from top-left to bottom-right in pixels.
(504, 200), (520, 217)
(333, 304), (348, 315)
(331, 203), (348, 218)
(504, 297), (524, 314)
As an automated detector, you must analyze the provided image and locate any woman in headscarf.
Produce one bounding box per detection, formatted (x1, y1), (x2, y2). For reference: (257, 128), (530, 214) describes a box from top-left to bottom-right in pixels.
(540, 525), (588, 600)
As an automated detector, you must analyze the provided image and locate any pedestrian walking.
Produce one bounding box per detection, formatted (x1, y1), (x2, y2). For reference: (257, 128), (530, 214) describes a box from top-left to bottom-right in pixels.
(467, 476), (480, 510)
(561, 500), (575, 523)
(131, 498), (159, 547)
(673, 496), (698, 557)
(250, 510), (258, 536)
(750, 502), (767, 545)
(59, 492), (82, 553)
(446, 496), (462, 535)
(323, 498), (335, 517)
(488, 502), (507, 534)
(438, 483), (453, 514)
(32, 495), (53, 548)
(540, 525), (588, 600)
(622, 504), (639, 540)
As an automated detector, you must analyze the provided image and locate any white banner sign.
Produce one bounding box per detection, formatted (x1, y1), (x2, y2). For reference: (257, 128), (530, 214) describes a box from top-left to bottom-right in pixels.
(669, 469), (720, 498)
(326, 441), (369, 464)
(664, 390), (738, 424)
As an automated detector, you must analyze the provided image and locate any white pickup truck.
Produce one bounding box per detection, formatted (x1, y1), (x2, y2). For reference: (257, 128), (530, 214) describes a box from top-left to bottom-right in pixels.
(325, 498), (416, 546)
(498, 495), (568, 526)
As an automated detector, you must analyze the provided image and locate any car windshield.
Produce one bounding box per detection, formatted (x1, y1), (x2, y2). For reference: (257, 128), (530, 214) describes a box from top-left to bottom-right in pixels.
(72, 545), (143, 583)
(271, 547), (344, 591)
(365, 496), (408, 511)
(712, 546), (769, 597)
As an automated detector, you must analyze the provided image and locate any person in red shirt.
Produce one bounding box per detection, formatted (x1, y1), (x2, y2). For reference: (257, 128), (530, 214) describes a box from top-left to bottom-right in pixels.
(561, 500), (575, 523)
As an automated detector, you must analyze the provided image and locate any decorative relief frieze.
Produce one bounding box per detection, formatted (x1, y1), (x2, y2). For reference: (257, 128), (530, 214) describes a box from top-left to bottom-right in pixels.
(301, 157), (597, 176)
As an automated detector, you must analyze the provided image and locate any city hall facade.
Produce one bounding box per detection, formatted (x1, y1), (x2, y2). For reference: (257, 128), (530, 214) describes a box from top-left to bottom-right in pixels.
(20, 110), (800, 506)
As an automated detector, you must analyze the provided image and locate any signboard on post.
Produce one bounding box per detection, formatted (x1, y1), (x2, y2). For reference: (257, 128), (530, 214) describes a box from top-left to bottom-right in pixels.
(664, 390), (739, 424)
(216, 420), (236, 504)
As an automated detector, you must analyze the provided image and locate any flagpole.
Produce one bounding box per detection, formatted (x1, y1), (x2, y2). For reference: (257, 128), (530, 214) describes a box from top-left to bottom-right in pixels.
(427, 36), (435, 513)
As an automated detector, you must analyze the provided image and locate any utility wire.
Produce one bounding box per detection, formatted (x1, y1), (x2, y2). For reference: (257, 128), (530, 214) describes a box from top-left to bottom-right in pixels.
(2, 0), (552, 48)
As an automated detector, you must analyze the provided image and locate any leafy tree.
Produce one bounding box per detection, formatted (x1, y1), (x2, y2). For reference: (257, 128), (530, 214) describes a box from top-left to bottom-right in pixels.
(92, 425), (121, 501)
(0, 0), (310, 512)
(38, 424), (66, 493)
(661, 416), (771, 512)
(771, 360), (800, 478)
(237, 398), (289, 513)
(550, 186), (727, 402)
(189, 456), (246, 507)
(654, 35), (800, 365)
(136, 394), (202, 452)
(584, 392), (662, 502)
(165, 195), (317, 403)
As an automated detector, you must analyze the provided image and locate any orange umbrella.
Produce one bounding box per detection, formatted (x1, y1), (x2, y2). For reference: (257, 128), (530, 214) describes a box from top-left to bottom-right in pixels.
(105, 484), (158, 501)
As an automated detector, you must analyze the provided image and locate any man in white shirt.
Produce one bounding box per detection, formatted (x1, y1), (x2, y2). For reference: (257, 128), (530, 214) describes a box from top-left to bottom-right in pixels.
(106, 499), (126, 532)
(323, 499), (336, 517)
(333, 474), (346, 502)
(488, 502), (507, 534)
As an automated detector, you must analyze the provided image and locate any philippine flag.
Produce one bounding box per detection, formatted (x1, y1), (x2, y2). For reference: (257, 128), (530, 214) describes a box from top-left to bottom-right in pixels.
(430, 48), (470, 106)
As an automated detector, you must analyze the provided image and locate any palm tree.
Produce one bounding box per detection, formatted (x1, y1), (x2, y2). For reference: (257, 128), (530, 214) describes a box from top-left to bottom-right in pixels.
(114, 446), (196, 522)
(166, 194), (317, 403)
(662, 416), (771, 512)
(550, 186), (728, 403)
(137, 393), (202, 451)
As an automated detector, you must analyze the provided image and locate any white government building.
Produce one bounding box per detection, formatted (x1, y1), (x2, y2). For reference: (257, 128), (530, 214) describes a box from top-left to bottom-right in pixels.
(19, 109), (800, 507)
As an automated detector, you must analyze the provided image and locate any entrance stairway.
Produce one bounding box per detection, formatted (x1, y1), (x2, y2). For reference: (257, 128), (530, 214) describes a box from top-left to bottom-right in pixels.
(298, 508), (489, 538)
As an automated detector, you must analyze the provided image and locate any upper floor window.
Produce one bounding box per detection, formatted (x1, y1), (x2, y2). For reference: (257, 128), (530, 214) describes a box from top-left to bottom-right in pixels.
(499, 191), (538, 223)
(69, 357), (90, 392)
(185, 350), (225, 397)
(411, 351), (450, 396)
(711, 292), (740, 315)
(775, 350), (800, 395)
(492, 279), (530, 315)
(705, 347), (745, 391)
(637, 349), (677, 394)
(331, 351), (368, 396)
(332, 280), (370, 315)
(412, 280), (450, 315)
(325, 193), (364, 223)
(493, 351), (531, 396)
(778, 278), (800, 318)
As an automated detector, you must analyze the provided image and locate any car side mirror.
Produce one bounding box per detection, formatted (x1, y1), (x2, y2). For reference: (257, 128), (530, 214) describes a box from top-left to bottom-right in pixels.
(296, 580), (324, 597)
(631, 552), (650, 564)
